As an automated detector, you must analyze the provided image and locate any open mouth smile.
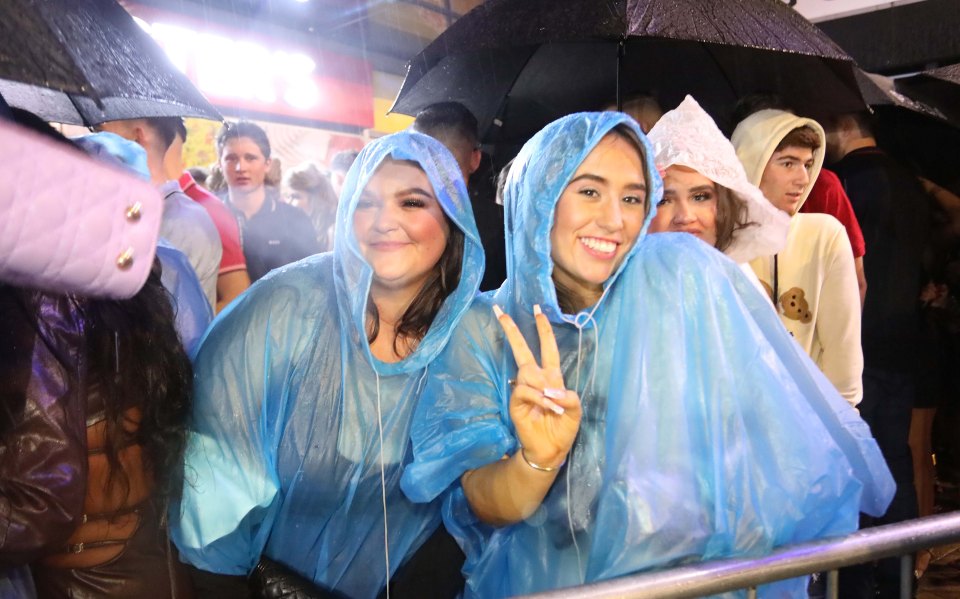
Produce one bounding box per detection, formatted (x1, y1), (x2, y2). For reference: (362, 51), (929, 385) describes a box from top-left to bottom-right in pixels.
(579, 236), (619, 258)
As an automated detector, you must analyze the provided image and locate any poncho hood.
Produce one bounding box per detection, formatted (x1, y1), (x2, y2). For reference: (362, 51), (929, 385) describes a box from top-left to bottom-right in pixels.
(731, 109), (825, 214)
(334, 130), (485, 374)
(647, 96), (790, 263)
(499, 111), (661, 326)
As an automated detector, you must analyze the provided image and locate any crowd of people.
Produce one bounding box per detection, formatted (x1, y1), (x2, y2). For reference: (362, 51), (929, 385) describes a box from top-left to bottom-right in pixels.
(2, 76), (959, 599)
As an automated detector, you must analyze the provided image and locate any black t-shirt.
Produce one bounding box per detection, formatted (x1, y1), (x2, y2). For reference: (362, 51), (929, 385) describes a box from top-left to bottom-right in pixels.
(831, 147), (932, 372)
(229, 190), (320, 282)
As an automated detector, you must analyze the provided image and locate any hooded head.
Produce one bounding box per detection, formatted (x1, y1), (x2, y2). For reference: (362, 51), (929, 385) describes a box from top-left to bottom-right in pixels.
(500, 112), (660, 324)
(731, 109), (825, 217)
(334, 130), (484, 375)
(646, 96), (789, 263)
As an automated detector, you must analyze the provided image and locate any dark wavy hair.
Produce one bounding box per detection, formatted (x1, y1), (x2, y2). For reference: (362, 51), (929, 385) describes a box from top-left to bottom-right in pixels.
(366, 224), (465, 358)
(80, 260), (192, 505)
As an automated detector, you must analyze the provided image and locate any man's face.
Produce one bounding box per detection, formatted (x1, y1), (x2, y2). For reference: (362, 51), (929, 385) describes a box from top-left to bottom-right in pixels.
(451, 142), (481, 185)
(758, 145), (815, 215)
(219, 136), (271, 193)
(823, 126), (844, 164)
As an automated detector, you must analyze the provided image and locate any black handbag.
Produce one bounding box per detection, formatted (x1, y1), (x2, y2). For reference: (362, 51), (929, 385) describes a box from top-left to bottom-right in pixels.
(249, 557), (350, 599)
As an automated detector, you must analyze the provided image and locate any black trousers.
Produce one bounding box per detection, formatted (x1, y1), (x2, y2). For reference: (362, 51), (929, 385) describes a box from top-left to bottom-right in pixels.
(839, 368), (919, 599)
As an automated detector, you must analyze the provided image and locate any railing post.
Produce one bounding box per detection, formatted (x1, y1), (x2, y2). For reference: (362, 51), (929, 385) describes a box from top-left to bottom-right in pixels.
(826, 569), (839, 599)
(900, 554), (912, 599)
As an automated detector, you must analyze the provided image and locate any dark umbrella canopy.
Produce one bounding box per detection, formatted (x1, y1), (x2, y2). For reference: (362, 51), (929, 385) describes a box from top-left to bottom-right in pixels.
(896, 63), (960, 124)
(855, 70), (951, 123)
(0, 0), (220, 125)
(392, 0), (864, 143)
(853, 68), (960, 185)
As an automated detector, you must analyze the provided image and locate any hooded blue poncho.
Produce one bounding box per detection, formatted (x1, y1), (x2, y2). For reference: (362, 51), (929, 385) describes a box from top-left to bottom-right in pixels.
(170, 131), (484, 598)
(401, 112), (894, 598)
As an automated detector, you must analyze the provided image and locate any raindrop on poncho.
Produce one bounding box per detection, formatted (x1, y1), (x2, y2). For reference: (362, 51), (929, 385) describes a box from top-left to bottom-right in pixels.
(170, 131), (484, 598)
(401, 112), (894, 598)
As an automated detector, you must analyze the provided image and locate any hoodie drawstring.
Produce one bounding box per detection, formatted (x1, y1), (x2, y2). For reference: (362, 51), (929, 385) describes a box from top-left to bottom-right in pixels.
(375, 371), (391, 599)
(561, 287), (610, 584)
(773, 254), (780, 308)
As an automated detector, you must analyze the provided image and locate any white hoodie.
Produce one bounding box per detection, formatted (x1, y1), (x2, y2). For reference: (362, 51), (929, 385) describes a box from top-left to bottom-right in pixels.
(732, 110), (863, 407)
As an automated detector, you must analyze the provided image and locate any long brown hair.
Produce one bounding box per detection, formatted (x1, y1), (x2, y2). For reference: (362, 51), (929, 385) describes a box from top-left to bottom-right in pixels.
(366, 221), (465, 358)
(714, 184), (756, 253)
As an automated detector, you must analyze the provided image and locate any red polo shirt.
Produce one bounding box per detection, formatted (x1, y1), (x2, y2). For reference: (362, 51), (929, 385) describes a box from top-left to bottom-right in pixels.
(179, 172), (247, 273)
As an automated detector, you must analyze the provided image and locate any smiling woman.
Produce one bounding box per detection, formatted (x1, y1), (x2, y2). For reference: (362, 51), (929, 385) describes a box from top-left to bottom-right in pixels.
(353, 158), (463, 362)
(549, 130), (647, 312)
(401, 111), (894, 598)
(170, 130), (484, 599)
(650, 165), (721, 246)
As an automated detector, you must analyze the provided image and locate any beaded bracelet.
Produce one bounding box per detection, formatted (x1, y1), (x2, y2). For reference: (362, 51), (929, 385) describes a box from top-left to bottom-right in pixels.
(520, 447), (566, 472)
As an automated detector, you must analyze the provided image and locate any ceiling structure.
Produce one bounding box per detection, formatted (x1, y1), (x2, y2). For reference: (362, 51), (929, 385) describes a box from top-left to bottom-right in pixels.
(127, 0), (484, 76)
(791, 0), (927, 22)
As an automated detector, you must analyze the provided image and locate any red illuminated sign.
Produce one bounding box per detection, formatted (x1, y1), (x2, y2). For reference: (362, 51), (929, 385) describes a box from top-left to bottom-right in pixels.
(127, 4), (374, 128)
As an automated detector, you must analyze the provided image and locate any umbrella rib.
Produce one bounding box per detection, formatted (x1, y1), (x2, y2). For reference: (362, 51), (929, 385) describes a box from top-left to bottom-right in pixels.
(699, 42), (741, 107)
(482, 45), (540, 143)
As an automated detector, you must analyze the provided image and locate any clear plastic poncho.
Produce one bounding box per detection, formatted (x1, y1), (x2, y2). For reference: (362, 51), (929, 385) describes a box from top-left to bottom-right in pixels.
(646, 95), (790, 264)
(401, 112), (894, 598)
(170, 131), (484, 598)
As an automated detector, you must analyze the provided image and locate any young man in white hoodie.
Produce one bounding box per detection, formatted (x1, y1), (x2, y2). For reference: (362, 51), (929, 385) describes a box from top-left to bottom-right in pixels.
(732, 110), (863, 408)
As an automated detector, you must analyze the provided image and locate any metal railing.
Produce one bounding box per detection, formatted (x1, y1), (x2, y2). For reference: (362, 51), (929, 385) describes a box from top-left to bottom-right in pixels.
(519, 511), (960, 599)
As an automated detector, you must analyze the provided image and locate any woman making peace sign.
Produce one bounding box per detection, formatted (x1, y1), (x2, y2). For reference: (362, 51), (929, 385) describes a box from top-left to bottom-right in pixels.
(401, 112), (894, 598)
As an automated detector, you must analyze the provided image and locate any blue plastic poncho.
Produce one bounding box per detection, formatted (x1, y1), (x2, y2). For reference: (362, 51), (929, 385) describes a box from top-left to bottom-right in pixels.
(170, 131), (484, 598)
(401, 112), (894, 598)
(156, 240), (213, 357)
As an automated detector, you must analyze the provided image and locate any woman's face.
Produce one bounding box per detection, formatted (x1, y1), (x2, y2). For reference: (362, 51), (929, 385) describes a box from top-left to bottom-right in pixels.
(352, 159), (450, 297)
(648, 165), (719, 247)
(550, 133), (648, 300)
(220, 136), (271, 193)
(284, 187), (313, 214)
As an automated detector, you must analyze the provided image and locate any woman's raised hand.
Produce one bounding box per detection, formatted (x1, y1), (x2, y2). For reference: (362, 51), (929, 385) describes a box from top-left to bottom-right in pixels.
(493, 304), (582, 470)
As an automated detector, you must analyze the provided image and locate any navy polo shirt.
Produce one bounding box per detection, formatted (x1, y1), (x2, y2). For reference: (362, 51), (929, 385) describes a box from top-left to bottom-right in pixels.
(228, 189), (320, 282)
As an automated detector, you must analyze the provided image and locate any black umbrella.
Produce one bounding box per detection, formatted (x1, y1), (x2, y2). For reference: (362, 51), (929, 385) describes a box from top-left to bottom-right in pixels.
(855, 70), (952, 123)
(0, 0), (220, 125)
(896, 63), (960, 124)
(390, 0), (866, 144)
(853, 69), (960, 184)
